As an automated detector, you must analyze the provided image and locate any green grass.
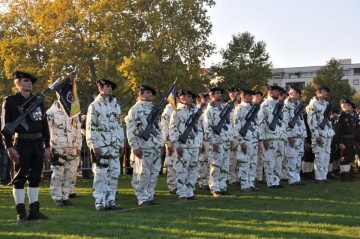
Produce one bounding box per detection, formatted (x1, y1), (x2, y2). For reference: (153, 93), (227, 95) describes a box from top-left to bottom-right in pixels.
(1, 175), (360, 239)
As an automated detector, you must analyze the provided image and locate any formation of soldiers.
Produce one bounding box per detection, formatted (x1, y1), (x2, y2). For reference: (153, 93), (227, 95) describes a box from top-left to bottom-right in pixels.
(2, 70), (360, 222)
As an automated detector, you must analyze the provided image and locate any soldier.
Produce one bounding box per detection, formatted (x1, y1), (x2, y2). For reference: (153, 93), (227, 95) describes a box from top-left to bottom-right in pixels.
(282, 85), (307, 185)
(86, 78), (124, 211)
(203, 87), (233, 197)
(257, 85), (286, 188)
(334, 99), (357, 181)
(1, 71), (51, 222)
(253, 91), (265, 183)
(196, 92), (211, 190)
(126, 85), (163, 206)
(306, 85), (335, 183)
(233, 89), (259, 191)
(0, 109), (12, 186)
(227, 87), (241, 186)
(161, 92), (179, 194)
(47, 97), (82, 205)
(169, 90), (203, 200)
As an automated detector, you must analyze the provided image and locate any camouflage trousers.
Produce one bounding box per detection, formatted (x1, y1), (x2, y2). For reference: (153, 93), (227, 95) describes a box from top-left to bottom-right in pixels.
(238, 140), (258, 190)
(50, 148), (79, 201)
(285, 138), (305, 184)
(209, 141), (231, 193)
(92, 146), (120, 208)
(228, 139), (240, 184)
(174, 148), (199, 198)
(263, 139), (284, 187)
(255, 142), (264, 181)
(164, 145), (177, 192)
(311, 137), (332, 180)
(133, 148), (162, 205)
(70, 156), (80, 195)
(196, 141), (210, 188)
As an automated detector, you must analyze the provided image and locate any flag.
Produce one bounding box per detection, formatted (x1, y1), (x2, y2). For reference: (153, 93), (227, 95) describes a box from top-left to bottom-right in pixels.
(167, 84), (177, 109)
(55, 71), (81, 118)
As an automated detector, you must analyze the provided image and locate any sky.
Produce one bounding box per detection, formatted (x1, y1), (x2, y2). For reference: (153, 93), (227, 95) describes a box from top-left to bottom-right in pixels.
(204, 0), (360, 68)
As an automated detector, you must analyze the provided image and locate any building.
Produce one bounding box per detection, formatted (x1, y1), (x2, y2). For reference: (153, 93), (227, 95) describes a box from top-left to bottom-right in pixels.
(268, 59), (360, 91)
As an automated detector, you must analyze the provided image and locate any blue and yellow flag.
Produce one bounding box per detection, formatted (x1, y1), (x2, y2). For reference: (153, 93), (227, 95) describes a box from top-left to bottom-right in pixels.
(55, 72), (81, 118)
(167, 85), (177, 109)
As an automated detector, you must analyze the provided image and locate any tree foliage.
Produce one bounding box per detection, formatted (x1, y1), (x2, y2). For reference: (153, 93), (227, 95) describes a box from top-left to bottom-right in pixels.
(210, 31), (272, 90)
(0, 0), (215, 112)
(302, 58), (355, 109)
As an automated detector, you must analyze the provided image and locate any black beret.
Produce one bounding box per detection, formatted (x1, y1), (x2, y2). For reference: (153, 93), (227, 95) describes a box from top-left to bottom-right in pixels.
(241, 89), (256, 95)
(198, 92), (209, 98)
(179, 90), (196, 99)
(267, 85), (284, 92)
(208, 86), (224, 94)
(96, 78), (117, 90)
(138, 84), (156, 95)
(317, 85), (330, 93)
(288, 85), (302, 94)
(227, 87), (240, 93)
(254, 90), (263, 96)
(340, 99), (355, 109)
(12, 71), (37, 84)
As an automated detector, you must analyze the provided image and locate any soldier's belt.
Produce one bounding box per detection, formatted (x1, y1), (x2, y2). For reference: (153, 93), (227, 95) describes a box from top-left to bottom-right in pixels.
(15, 132), (43, 140)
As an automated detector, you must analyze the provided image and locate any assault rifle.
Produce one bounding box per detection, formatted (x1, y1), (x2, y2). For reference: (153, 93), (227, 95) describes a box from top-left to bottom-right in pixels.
(318, 99), (334, 130)
(268, 100), (284, 131)
(288, 99), (310, 129)
(239, 104), (260, 137)
(140, 79), (177, 141)
(2, 69), (77, 135)
(179, 103), (206, 144)
(211, 91), (240, 135)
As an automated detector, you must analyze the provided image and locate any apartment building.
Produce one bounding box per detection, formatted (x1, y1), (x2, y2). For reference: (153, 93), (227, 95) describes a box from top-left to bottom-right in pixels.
(268, 59), (360, 91)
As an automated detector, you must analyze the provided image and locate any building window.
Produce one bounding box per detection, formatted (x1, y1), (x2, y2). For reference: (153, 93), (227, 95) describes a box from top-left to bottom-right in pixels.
(353, 79), (359, 85)
(354, 68), (360, 75)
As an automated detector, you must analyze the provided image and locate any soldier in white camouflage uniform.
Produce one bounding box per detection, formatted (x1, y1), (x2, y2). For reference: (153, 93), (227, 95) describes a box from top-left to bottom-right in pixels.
(282, 85), (307, 185)
(253, 91), (265, 183)
(306, 85), (335, 183)
(233, 89), (260, 191)
(227, 87), (241, 186)
(161, 93), (179, 194)
(126, 85), (163, 206)
(169, 90), (203, 200)
(47, 98), (82, 206)
(204, 87), (233, 197)
(196, 92), (211, 190)
(86, 79), (124, 211)
(258, 85), (286, 188)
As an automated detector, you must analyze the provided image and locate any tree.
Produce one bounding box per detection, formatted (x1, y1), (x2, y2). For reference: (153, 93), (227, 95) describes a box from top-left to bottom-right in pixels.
(0, 0), (215, 111)
(210, 31), (272, 91)
(302, 58), (355, 109)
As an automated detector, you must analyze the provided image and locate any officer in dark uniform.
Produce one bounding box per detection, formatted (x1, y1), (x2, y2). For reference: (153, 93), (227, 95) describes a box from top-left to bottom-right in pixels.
(1, 71), (51, 223)
(334, 99), (357, 181)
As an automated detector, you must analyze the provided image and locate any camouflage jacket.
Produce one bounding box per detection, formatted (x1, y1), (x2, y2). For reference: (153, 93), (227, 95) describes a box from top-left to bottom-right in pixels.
(203, 101), (233, 144)
(161, 103), (174, 147)
(257, 96), (286, 140)
(86, 94), (124, 150)
(169, 103), (203, 148)
(126, 100), (164, 149)
(232, 101), (258, 144)
(306, 96), (335, 138)
(283, 98), (307, 139)
(47, 101), (82, 149)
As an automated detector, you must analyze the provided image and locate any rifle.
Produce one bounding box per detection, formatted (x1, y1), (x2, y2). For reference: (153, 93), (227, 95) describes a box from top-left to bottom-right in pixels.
(318, 99), (334, 130)
(268, 100), (284, 131)
(288, 99), (310, 129)
(211, 91), (240, 135)
(140, 79), (177, 141)
(239, 104), (260, 137)
(179, 103), (206, 144)
(2, 69), (77, 135)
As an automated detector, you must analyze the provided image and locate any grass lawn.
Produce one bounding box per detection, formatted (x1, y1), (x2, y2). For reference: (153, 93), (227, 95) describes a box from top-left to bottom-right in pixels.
(1, 174), (360, 239)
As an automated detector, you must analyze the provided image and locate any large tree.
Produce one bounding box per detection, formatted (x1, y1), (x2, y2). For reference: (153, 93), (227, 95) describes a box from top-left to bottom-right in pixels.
(302, 58), (355, 109)
(0, 0), (215, 110)
(211, 31), (272, 91)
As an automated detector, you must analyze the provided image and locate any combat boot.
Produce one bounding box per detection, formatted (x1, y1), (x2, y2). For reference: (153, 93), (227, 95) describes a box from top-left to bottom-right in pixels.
(27, 202), (49, 220)
(15, 203), (27, 223)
